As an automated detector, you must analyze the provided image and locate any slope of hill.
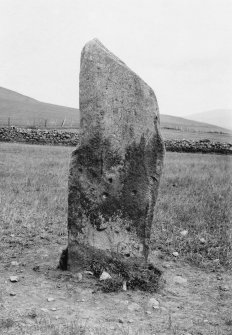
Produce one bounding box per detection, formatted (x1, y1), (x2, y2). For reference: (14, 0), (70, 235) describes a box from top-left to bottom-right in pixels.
(160, 114), (230, 133)
(187, 109), (232, 130)
(0, 87), (78, 127)
(0, 87), (231, 142)
(160, 114), (232, 143)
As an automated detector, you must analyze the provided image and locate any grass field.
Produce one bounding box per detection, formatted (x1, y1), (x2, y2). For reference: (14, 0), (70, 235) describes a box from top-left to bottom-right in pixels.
(0, 142), (232, 334)
(0, 142), (231, 269)
(153, 151), (232, 269)
(161, 128), (232, 143)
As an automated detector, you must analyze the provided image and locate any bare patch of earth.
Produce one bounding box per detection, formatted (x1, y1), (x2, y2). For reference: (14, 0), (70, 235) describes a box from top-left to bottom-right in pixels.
(0, 247), (231, 335)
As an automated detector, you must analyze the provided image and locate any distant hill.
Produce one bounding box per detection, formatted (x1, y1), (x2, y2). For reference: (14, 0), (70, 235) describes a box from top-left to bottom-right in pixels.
(160, 114), (231, 143)
(0, 87), (78, 127)
(187, 109), (232, 130)
(0, 87), (231, 143)
(160, 114), (230, 133)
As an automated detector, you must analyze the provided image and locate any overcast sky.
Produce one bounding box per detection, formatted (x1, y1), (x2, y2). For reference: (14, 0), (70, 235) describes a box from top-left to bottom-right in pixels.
(0, 0), (231, 116)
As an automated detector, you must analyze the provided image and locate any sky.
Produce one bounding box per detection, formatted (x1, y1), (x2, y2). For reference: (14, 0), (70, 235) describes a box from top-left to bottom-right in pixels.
(0, 0), (231, 116)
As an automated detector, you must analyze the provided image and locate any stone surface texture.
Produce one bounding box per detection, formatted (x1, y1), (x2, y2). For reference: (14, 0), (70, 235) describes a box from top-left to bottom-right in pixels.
(67, 39), (165, 276)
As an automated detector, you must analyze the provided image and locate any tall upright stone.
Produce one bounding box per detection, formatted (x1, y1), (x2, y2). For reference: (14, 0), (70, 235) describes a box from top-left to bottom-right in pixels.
(66, 39), (165, 289)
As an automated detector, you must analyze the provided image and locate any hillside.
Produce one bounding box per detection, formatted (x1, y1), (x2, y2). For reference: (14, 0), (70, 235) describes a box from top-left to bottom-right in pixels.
(187, 109), (232, 130)
(0, 87), (78, 127)
(0, 87), (231, 142)
(160, 114), (232, 143)
(160, 114), (230, 133)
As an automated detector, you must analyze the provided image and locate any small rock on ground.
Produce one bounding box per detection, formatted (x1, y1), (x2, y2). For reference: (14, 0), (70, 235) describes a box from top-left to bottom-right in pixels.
(9, 276), (18, 282)
(41, 308), (49, 312)
(172, 252), (179, 257)
(47, 297), (55, 302)
(84, 270), (93, 275)
(100, 271), (112, 281)
(122, 280), (127, 291)
(173, 276), (188, 284)
(148, 298), (160, 309)
(180, 230), (188, 236)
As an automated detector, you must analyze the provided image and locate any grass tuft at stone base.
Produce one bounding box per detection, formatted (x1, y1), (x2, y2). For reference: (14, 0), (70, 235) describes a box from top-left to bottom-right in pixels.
(97, 262), (162, 293)
(60, 244), (162, 293)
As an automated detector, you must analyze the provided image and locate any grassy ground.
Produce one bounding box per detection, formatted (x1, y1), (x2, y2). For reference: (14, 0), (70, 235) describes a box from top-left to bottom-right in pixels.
(0, 143), (69, 256)
(0, 142), (231, 269)
(152, 151), (232, 270)
(161, 128), (232, 143)
(0, 143), (232, 334)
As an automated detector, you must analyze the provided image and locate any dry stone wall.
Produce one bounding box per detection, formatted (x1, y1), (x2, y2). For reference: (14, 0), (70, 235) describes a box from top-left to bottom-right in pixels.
(0, 127), (231, 154)
(0, 127), (79, 146)
(164, 139), (232, 154)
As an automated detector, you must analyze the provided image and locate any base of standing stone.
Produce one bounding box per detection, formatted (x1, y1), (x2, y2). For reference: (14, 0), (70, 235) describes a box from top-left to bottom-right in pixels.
(58, 244), (162, 293)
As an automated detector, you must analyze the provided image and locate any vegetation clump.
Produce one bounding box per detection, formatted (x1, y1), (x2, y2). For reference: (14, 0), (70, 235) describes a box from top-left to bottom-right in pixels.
(93, 257), (162, 293)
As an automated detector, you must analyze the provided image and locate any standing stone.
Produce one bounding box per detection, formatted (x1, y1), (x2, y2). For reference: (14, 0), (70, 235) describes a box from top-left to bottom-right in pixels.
(65, 39), (165, 290)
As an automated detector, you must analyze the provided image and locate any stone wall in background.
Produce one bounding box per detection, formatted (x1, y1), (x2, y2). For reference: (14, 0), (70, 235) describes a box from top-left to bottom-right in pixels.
(0, 127), (231, 154)
(0, 127), (79, 146)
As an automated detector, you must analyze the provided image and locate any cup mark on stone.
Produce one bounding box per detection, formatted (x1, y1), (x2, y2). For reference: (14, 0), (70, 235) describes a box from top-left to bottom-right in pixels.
(151, 176), (158, 182)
